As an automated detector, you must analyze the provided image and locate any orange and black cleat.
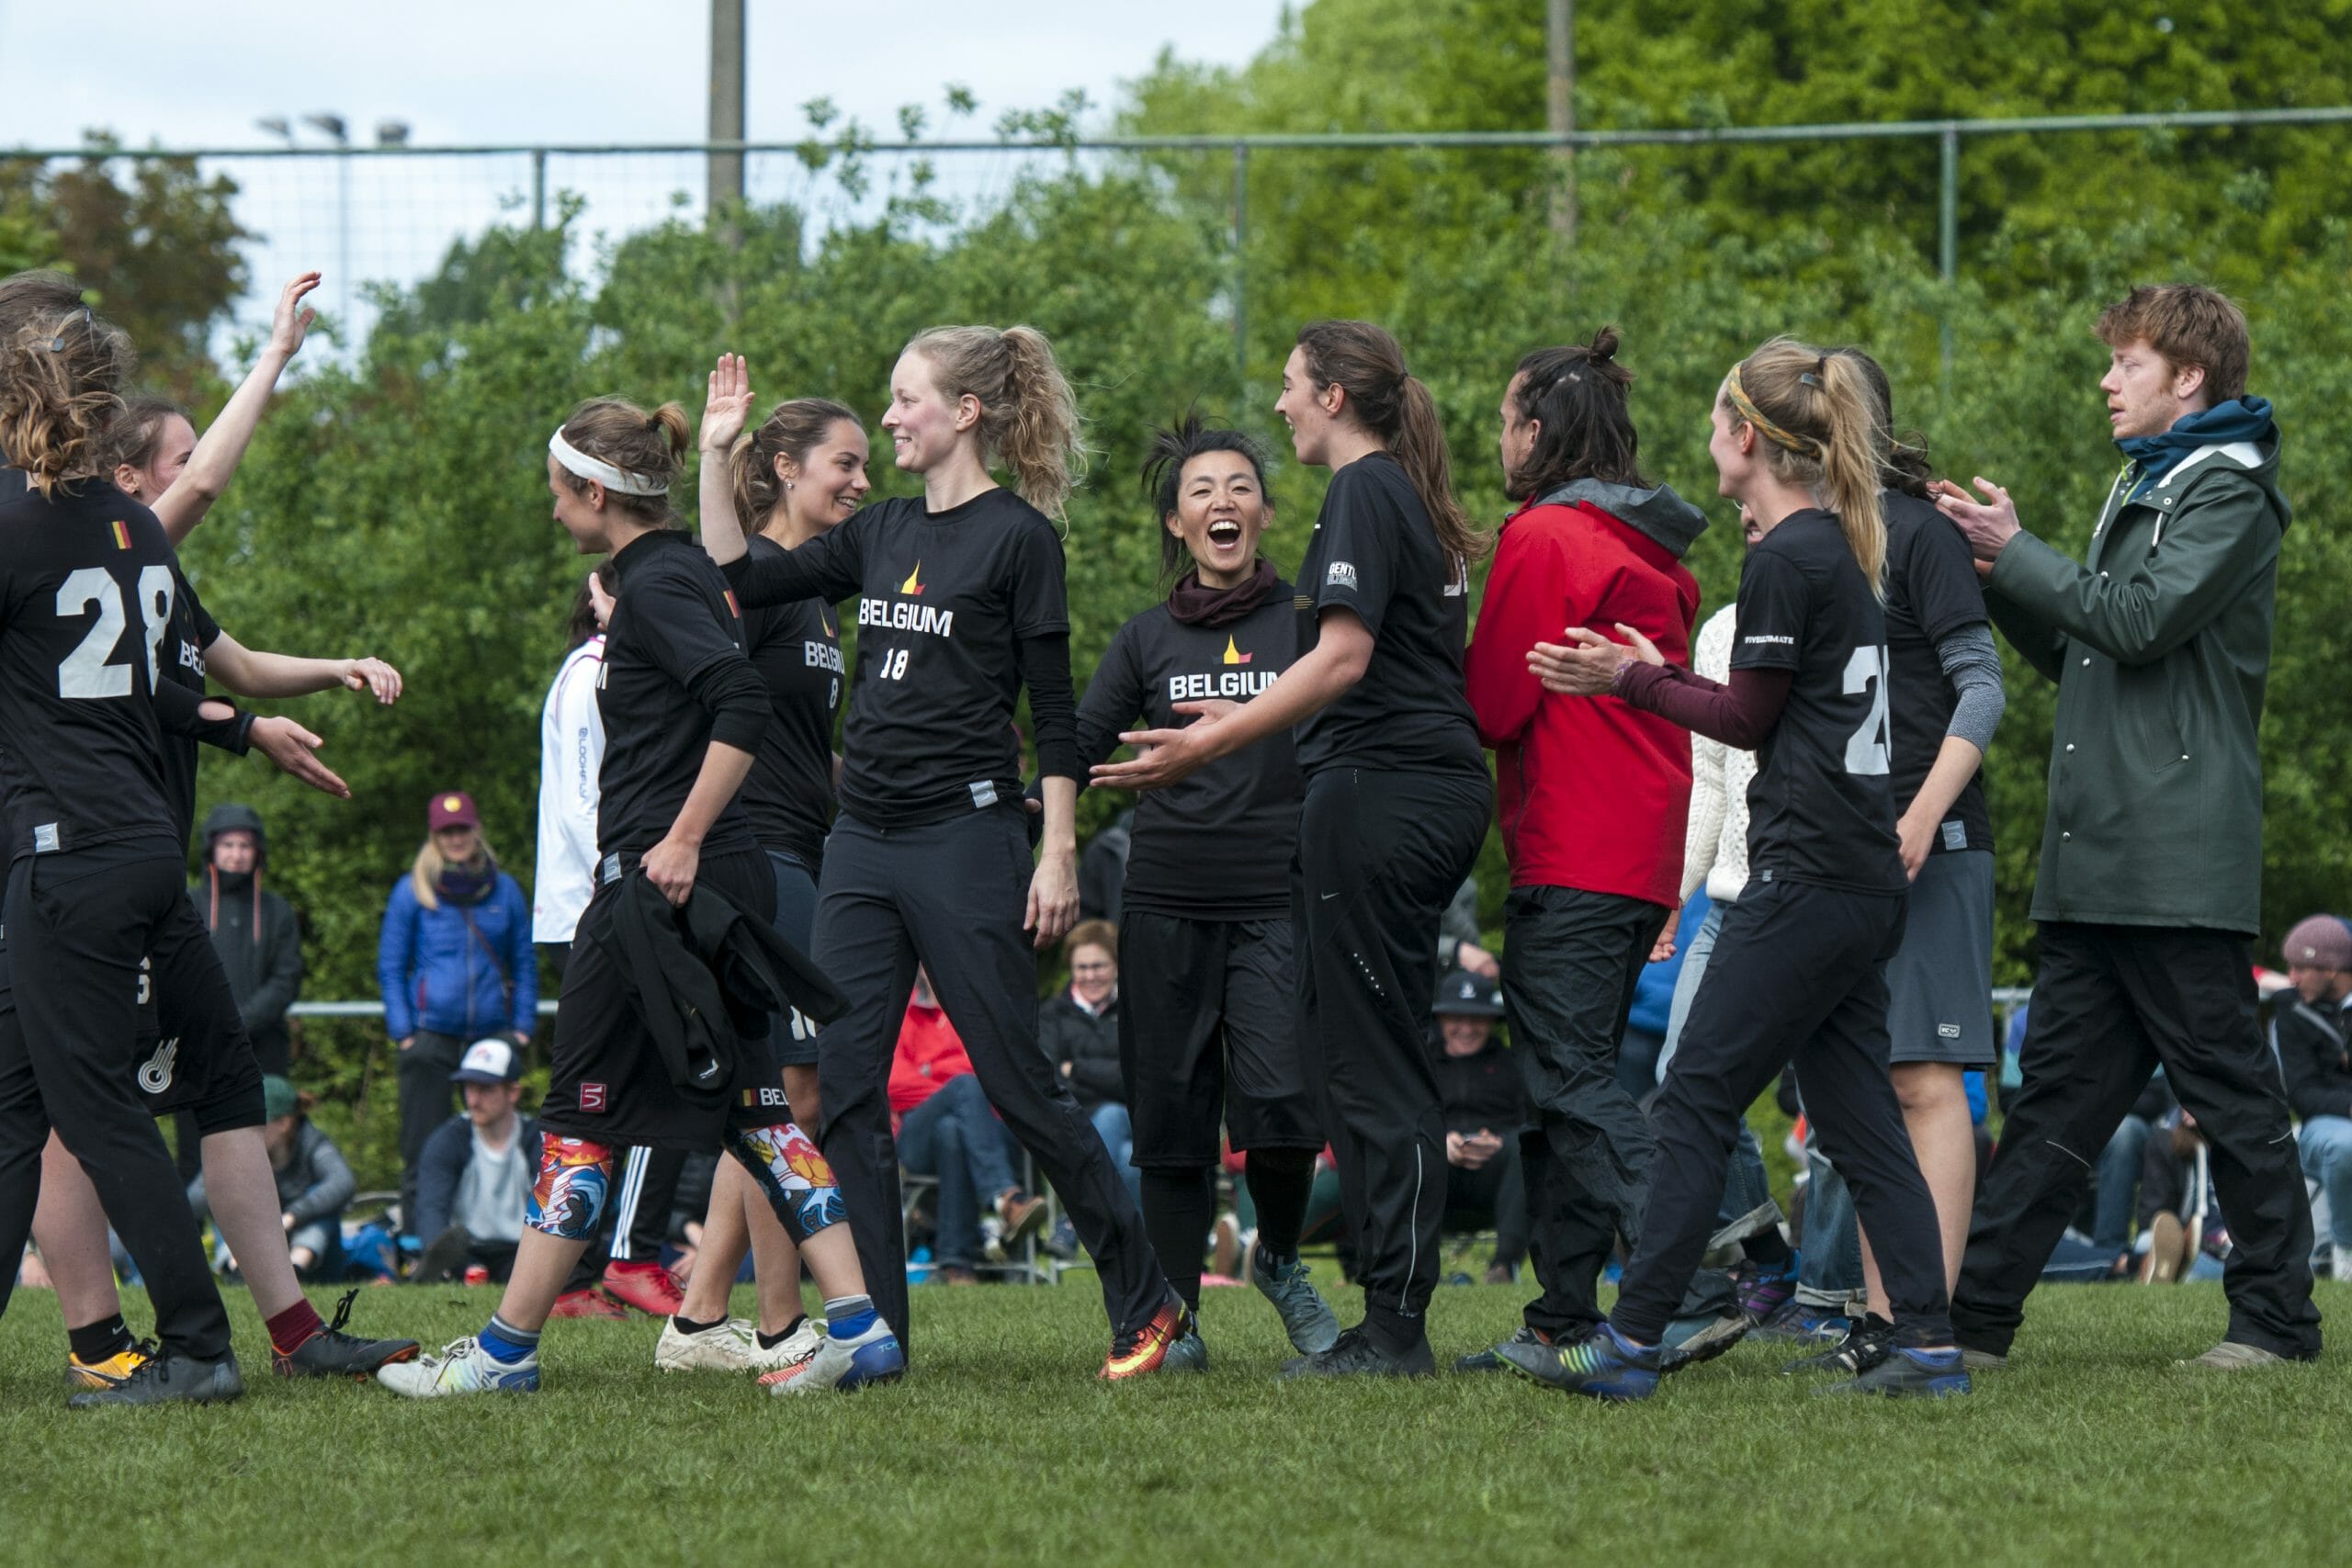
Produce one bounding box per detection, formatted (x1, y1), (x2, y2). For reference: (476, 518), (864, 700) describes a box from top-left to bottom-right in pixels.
(1100, 1296), (1189, 1382)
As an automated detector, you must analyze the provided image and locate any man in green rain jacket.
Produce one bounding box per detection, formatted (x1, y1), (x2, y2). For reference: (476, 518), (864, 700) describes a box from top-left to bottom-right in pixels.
(1936, 284), (2319, 1371)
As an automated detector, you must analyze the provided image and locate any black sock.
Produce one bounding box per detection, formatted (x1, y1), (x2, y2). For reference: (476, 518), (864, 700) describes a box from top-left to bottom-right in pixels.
(1245, 1147), (1317, 1260)
(1140, 1167), (1215, 1314)
(673, 1314), (724, 1336)
(1743, 1228), (1793, 1270)
(757, 1314), (808, 1351)
(68, 1314), (135, 1362)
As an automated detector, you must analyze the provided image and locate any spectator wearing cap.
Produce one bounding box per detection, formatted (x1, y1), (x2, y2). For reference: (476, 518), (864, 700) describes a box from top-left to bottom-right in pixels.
(411, 1038), (542, 1284)
(2274, 913), (2352, 1280)
(187, 1076), (354, 1281)
(377, 790), (537, 1241)
(1430, 969), (1531, 1283)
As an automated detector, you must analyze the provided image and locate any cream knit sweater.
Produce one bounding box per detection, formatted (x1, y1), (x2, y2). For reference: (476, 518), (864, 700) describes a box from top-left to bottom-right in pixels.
(1679, 603), (1755, 905)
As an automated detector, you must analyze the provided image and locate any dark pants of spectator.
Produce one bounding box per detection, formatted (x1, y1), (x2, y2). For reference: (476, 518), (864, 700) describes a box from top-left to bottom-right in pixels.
(899, 1073), (1022, 1269)
(1441, 1135), (1531, 1270)
(1502, 885), (1664, 1341)
(813, 807), (1167, 1358)
(1611, 879), (1954, 1349)
(0, 846), (235, 1360)
(395, 1028), (466, 1238)
(1951, 923), (2320, 1359)
(413, 1224), (525, 1284)
(606, 1145), (687, 1264)
(1296, 768), (1490, 1349)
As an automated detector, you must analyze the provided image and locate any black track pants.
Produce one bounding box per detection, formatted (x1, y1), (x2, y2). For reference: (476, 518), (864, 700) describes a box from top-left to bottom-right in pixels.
(812, 807), (1169, 1357)
(0, 845), (233, 1359)
(1952, 922), (2320, 1359)
(1295, 767), (1491, 1345)
(1611, 877), (1953, 1349)
(1501, 885), (1664, 1339)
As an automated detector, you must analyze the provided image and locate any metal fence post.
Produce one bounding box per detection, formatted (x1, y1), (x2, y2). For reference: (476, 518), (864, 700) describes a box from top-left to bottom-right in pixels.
(1232, 141), (1250, 408)
(1939, 124), (1960, 390)
(531, 148), (548, 231)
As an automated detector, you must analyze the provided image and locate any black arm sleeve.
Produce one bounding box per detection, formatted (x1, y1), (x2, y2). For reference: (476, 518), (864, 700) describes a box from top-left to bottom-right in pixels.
(722, 520), (865, 608)
(686, 655), (770, 756)
(1071, 624), (1146, 776)
(1018, 629), (1082, 783)
(152, 681), (254, 755)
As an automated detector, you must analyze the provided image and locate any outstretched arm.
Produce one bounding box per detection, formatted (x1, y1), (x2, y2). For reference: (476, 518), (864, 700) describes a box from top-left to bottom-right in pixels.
(153, 273), (321, 544)
(203, 629), (401, 704)
(696, 353), (756, 568)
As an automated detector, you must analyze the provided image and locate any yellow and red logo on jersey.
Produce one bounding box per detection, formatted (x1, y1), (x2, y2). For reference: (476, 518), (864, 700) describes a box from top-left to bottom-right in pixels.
(723, 588), (741, 620)
(1222, 635), (1252, 666)
(899, 561), (924, 595)
(110, 519), (131, 550)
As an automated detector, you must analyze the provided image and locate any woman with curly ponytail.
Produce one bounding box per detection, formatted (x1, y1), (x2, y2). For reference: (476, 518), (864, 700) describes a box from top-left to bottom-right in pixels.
(695, 336), (1187, 1381)
(1096, 321), (1492, 1378)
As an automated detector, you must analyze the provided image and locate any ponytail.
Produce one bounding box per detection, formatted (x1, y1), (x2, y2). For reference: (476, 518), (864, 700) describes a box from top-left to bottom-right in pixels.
(553, 396), (690, 526)
(1295, 320), (1487, 562)
(0, 304), (137, 497)
(1830, 344), (1934, 500)
(1720, 336), (1887, 596)
(909, 323), (1088, 520)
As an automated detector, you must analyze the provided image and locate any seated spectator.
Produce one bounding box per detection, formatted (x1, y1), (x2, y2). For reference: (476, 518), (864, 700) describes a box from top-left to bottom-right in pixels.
(411, 1038), (539, 1284)
(893, 968), (1048, 1284)
(2134, 1107), (2231, 1284)
(2275, 913), (2352, 1280)
(1430, 968), (1530, 1283)
(1039, 920), (1138, 1206)
(189, 1076), (353, 1281)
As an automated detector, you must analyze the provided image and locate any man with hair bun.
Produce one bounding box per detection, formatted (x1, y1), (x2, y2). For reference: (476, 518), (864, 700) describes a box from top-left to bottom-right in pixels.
(1459, 327), (1709, 1373)
(1937, 282), (2322, 1370)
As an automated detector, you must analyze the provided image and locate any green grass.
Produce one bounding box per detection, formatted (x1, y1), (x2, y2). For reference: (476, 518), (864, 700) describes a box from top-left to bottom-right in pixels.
(1, 1272), (2346, 1566)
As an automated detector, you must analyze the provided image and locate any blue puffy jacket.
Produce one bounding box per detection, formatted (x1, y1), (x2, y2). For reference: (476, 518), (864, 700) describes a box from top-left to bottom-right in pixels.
(377, 871), (537, 1041)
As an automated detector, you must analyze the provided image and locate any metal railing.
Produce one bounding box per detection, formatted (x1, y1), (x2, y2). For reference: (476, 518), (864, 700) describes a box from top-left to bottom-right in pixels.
(10, 104), (2351, 375)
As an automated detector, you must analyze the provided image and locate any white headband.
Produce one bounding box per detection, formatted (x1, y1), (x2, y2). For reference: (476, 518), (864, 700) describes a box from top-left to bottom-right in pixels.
(549, 428), (669, 497)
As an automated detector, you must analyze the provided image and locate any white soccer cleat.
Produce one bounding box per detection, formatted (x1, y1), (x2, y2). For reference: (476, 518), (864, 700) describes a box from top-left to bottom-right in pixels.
(759, 1319), (905, 1395)
(375, 1336), (538, 1398)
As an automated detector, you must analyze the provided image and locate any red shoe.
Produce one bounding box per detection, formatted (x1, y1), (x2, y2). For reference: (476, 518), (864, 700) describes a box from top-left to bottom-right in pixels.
(602, 1259), (686, 1317)
(1101, 1296), (1187, 1381)
(462, 1265), (491, 1287)
(549, 1287), (629, 1320)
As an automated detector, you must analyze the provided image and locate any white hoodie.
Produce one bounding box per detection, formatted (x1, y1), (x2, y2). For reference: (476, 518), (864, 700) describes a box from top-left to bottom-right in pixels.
(533, 635), (605, 943)
(1679, 604), (1756, 907)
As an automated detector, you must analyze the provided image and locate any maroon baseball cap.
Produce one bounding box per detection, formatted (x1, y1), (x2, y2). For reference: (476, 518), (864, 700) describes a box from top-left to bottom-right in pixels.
(427, 791), (481, 830)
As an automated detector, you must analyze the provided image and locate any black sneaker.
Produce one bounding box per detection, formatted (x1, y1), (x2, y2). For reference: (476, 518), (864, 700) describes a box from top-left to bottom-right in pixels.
(1816, 1345), (1971, 1398)
(1454, 1323), (1560, 1373)
(1658, 1312), (1751, 1374)
(66, 1350), (243, 1409)
(274, 1290), (422, 1380)
(1782, 1314), (1895, 1377)
(1278, 1325), (1435, 1380)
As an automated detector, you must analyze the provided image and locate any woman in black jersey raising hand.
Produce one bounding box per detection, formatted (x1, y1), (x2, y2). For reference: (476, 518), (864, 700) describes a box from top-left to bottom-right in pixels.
(698, 334), (1186, 1380)
(1097, 322), (1493, 1379)
(1524, 338), (1966, 1401)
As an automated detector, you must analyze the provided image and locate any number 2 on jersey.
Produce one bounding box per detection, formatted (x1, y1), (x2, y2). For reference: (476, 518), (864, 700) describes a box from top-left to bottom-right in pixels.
(1841, 644), (1891, 775)
(56, 565), (175, 699)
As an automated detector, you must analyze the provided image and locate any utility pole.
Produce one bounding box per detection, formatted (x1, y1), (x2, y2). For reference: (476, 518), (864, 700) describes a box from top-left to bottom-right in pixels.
(708, 0), (746, 222)
(1547, 0), (1576, 243)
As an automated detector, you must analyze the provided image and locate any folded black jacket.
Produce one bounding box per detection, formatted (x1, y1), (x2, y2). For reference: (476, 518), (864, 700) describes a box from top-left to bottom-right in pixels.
(598, 870), (849, 1106)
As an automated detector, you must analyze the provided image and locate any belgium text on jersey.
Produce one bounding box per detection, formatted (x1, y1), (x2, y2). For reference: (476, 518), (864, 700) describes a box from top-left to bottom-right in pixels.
(859, 597), (955, 637)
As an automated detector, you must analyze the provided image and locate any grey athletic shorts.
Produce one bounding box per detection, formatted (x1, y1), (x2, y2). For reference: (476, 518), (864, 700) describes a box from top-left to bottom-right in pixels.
(1884, 848), (1996, 1066)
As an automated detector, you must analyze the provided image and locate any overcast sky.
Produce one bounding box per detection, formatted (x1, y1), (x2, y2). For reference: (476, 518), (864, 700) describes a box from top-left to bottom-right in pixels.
(0, 0), (1295, 339)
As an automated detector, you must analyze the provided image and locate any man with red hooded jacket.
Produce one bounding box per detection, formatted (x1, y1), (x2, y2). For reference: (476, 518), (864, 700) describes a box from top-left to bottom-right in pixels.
(1459, 331), (1705, 1370)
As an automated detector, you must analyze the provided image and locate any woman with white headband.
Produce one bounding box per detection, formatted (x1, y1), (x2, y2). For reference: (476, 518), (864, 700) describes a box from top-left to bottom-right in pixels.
(381, 396), (900, 1398)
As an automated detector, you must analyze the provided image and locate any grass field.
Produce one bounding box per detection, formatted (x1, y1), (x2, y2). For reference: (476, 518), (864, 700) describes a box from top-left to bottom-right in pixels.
(1, 1270), (2346, 1566)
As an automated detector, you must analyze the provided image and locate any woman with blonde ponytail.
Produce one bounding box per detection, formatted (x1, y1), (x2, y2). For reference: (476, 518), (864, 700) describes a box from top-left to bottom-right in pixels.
(695, 333), (1187, 1382)
(1522, 336), (1967, 1403)
(1097, 320), (1491, 1379)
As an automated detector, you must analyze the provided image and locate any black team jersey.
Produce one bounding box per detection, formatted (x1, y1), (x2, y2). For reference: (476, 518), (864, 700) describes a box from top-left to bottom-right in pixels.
(1882, 489), (1994, 856)
(1727, 508), (1905, 895)
(596, 529), (764, 862)
(721, 488), (1078, 829)
(1075, 584), (1301, 919)
(738, 532), (845, 867)
(1293, 451), (1485, 778)
(0, 479), (188, 857)
(155, 570), (221, 842)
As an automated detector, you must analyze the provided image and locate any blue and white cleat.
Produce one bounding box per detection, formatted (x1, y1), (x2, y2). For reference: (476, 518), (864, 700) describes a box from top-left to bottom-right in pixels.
(1816, 1345), (1971, 1398)
(1498, 1320), (1662, 1402)
(1250, 1246), (1340, 1356)
(762, 1319), (906, 1395)
(375, 1336), (539, 1398)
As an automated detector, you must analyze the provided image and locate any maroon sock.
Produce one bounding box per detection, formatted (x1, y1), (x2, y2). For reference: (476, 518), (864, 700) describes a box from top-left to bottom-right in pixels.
(266, 1299), (325, 1356)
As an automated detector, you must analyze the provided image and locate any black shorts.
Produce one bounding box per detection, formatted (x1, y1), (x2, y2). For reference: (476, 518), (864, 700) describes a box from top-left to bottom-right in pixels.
(1118, 910), (1322, 1167)
(537, 847), (786, 1151)
(0, 918), (263, 1135)
(759, 849), (821, 1070)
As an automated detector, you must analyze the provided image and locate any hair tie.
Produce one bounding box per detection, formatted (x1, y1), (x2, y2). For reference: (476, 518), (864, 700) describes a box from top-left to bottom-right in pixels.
(49, 304), (92, 354)
(1798, 355), (1827, 389)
